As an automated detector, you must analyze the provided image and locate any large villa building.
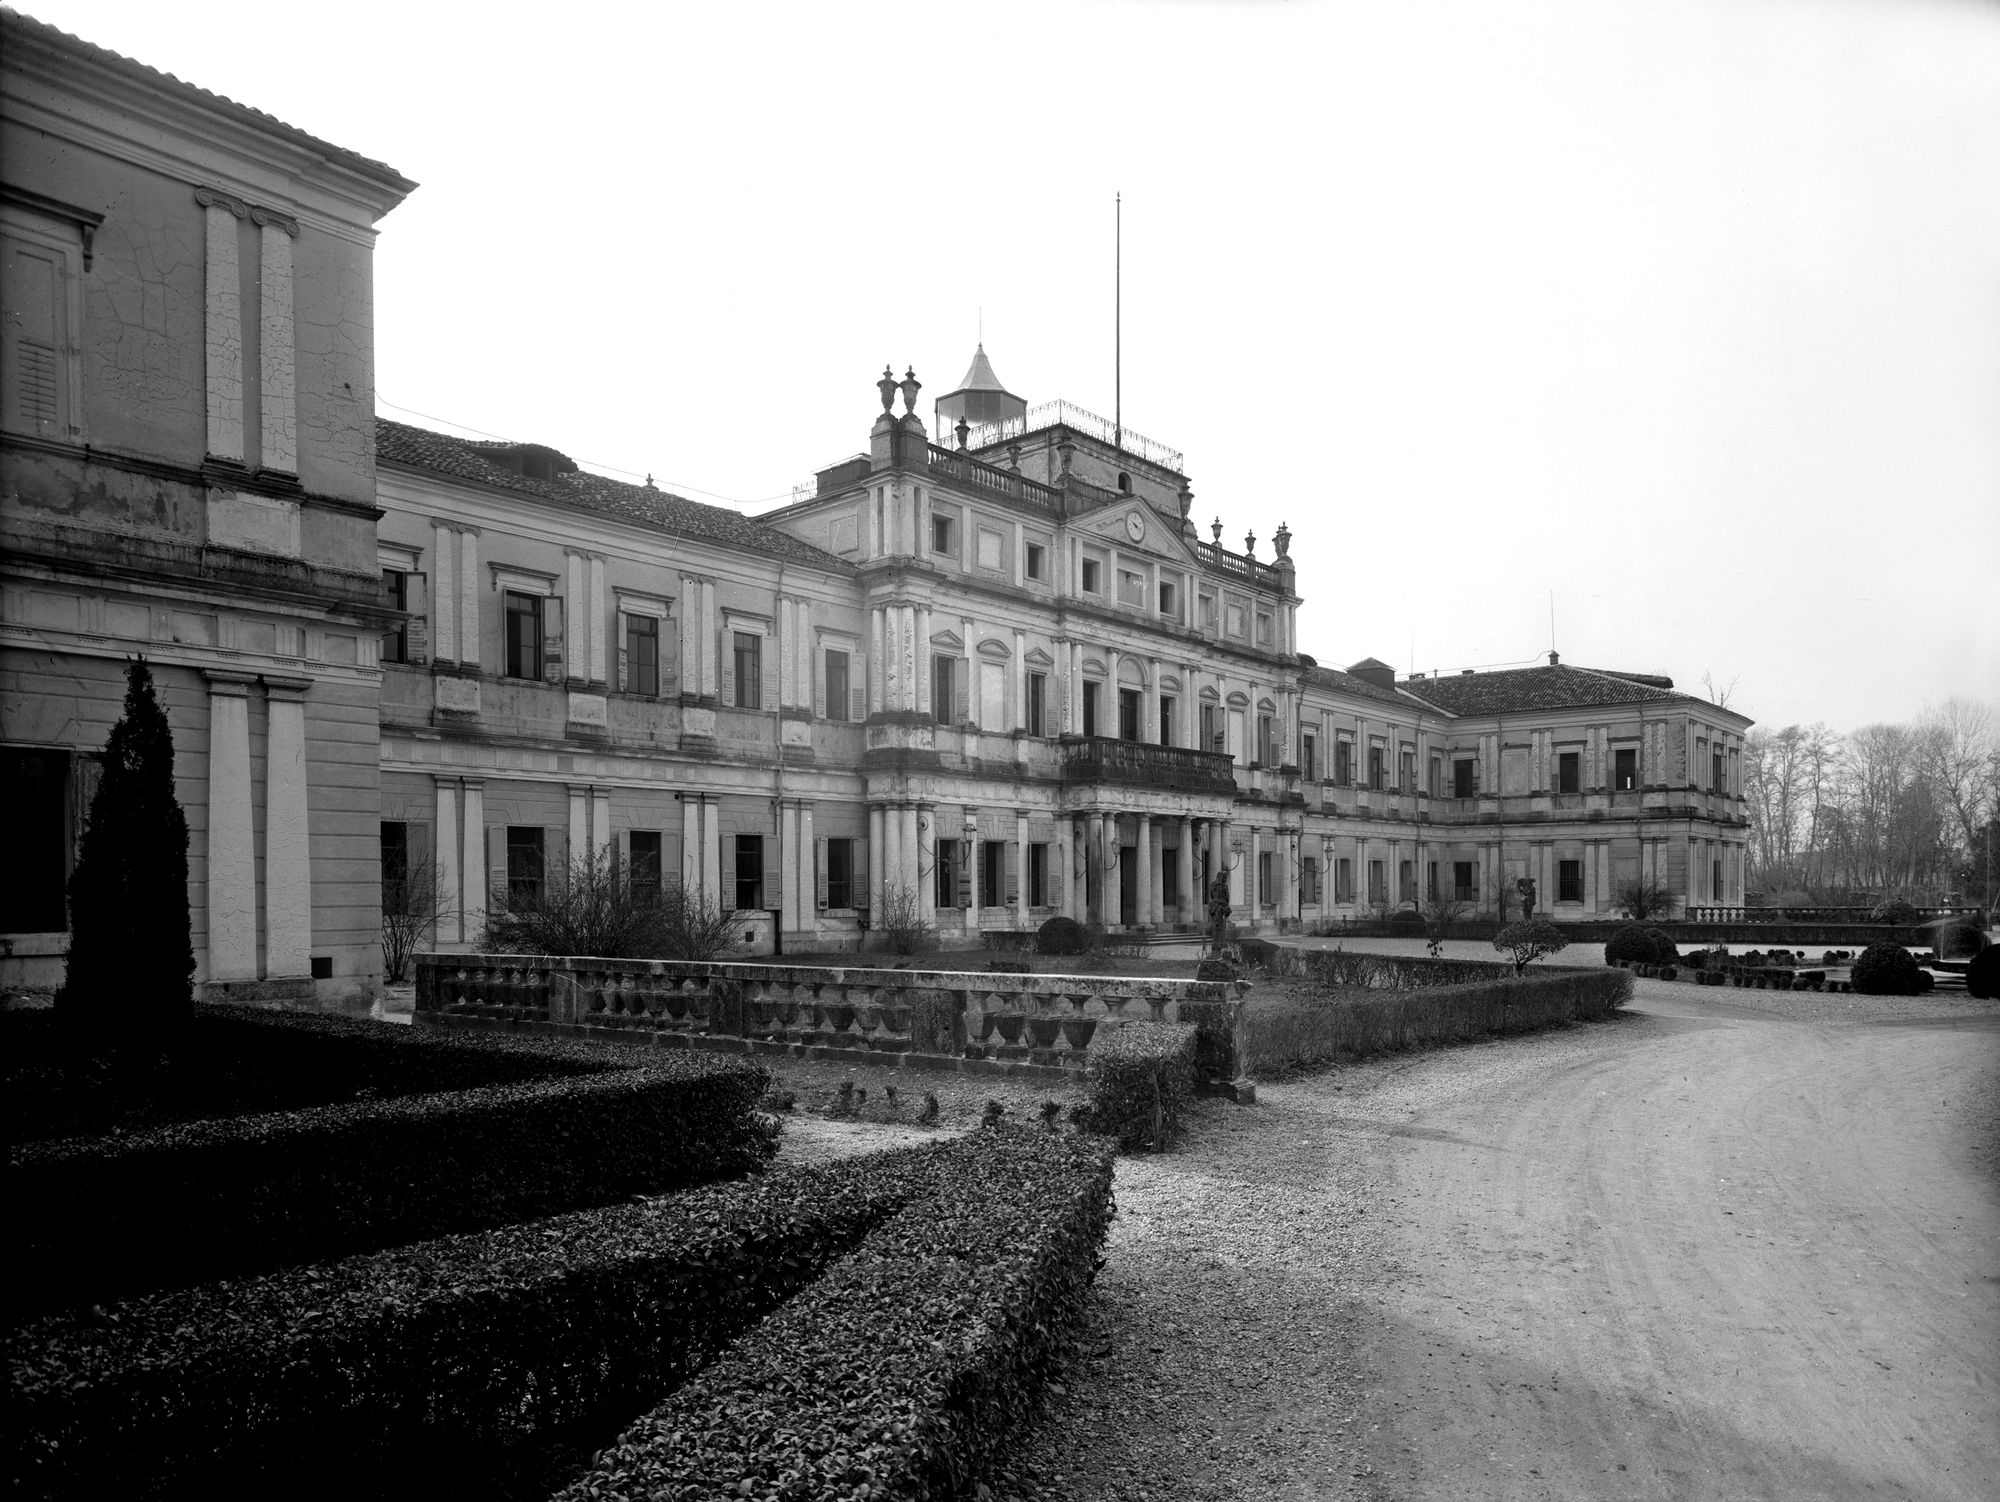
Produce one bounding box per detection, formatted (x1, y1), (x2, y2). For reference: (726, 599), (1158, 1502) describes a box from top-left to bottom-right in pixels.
(1, 12), (1753, 1003)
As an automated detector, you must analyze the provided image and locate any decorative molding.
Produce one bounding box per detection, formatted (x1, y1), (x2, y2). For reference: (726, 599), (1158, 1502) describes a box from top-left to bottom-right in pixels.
(929, 628), (964, 652)
(489, 562), (558, 596)
(194, 185), (299, 236)
(975, 637), (1011, 660)
(1023, 646), (1055, 668)
(614, 588), (672, 619)
(0, 184), (102, 269)
(378, 542), (423, 572)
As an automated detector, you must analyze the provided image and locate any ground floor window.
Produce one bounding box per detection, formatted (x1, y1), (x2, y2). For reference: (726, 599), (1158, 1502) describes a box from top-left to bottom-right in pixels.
(825, 837), (853, 909)
(3, 747), (70, 933)
(735, 834), (764, 910)
(507, 827), (545, 903)
(1258, 851), (1274, 907)
(1427, 861), (1439, 901)
(981, 840), (1005, 905)
(1398, 860), (1415, 903)
(1559, 859), (1583, 903)
(1713, 859), (1723, 901)
(1029, 842), (1049, 907)
(1336, 857), (1355, 903)
(1453, 861), (1477, 902)
(1163, 849), (1180, 910)
(1302, 856), (1321, 904)
(935, 837), (960, 909)
(1368, 859), (1387, 906)
(630, 830), (663, 903)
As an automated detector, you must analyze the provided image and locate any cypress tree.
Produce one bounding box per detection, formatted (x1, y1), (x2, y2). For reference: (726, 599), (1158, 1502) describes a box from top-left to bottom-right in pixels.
(56, 658), (195, 1056)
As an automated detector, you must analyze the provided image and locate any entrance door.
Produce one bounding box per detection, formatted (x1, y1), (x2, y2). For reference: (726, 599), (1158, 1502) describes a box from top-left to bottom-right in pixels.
(1119, 846), (1137, 926)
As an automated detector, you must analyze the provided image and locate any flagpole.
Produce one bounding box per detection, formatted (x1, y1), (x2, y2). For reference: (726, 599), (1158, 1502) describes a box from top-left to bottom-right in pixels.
(1115, 191), (1122, 451)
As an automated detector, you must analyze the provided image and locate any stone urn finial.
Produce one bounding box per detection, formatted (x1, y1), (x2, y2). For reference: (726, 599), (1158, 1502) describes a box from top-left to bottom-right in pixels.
(1057, 434), (1077, 474)
(878, 366), (898, 414)
(1210, 516), (1223, 544)
(1244, 530), (1257, 558)
(955, 416), (970, 450)
(1274, 522), (1291, 558)
(899, 367), (922, 416)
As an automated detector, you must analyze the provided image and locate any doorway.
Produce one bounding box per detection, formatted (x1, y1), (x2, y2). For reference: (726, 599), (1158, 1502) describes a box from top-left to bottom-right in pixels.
(1119, 845), (1137, 926)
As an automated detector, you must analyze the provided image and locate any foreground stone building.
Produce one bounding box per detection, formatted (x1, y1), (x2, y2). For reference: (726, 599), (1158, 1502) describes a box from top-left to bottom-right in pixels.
(1, 16), (1752, 997)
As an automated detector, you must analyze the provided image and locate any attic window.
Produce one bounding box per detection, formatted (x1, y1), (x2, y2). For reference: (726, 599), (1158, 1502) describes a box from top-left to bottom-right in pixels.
(1117, 472), (1132, 493)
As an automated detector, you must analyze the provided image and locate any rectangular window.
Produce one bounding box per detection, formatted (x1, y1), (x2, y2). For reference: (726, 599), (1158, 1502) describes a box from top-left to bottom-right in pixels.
(1256, 715), (1274, 766)
(1615, 748), (1638, 791)
(1558, 751), (1580, 794)
(1368, 746), (1386, 790)
(932, 655), (956, 726)
(380, 820), (409, 892)
(1118, 569), (1145, 607)
(1399, 748), (1415, 791)
(382, 570), (408, 664)
(1159, 580), (1178, 618)
(626, 614), (660, 696)
(1118, 688), (1141, 741)
(735, 834), (764, 910)
(1201, 702), (1221, 753)
(733, 632), (762, 709)
(1559, 859), (1583, 903)
(1453, 861), (1477, 901)
(976, 526), (1003, 570)
(1302, 857), (1320, 905)
(1713, 858), (1723, 898)
(935, 838), (959, 909)
(824, 649), (850, 720)
(1159, 696), (1175, 747)
(1301, 731), (1317, 781)
(1399, 860), (1415, 903)
(1256, 612), (1273, 646)
(981, 841), (1005, 906)
(629, 831), (663, 903)
(1334, 740), (1352, 786)
(826, 837), (854, 909)
(1163, 849), (1180, 910)
(1083, 681), (1101, 738)
(1027, 672), (1047, 736)
(1081, 558), (1101, 593)
(506, 827), (545, 904)
(1258, 851), (1273, 908)
(1025, 542), (1046, 580)
(1336, 857), (1355, 903)
(1028, 842), (1049, 907)
(1429, 755), (1443, 797)
(1427, 861), (1439, 901)
(1367, 859), (1387, 906)
(931, 514), (954, 555)
(1454, 759), (1476, 798)
(504, 591), (543, 679)
(2, 226), (77, 440)
(1226, 603), (1246, 638)
(1200, 593), (1218, 631)
(1712, 750), (1726, 793)
(2, 747), (69, 933)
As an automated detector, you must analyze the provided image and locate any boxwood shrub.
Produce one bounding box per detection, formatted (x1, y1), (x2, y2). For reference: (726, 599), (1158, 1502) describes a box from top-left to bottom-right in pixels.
(12, 1039), (776, 1313)
(1850, 941), (1924, 996)
(9, 1148), (958, 1502)
(1969, 946), (2000, 1000)
(1034, 916), (1091, 956)
(1604, 925), (1676, 967)
(1083, 1021), (1198, 1151)
(554, 1129), (1116, 1502)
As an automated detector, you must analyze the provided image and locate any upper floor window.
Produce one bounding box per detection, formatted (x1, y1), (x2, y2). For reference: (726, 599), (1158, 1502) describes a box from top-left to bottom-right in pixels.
(825, 649), (850, 721)
(1300, 730), (1317, 781)
(1615, 747), (1638, 791)
(1399, 747), (1415, 790)
(1027, 672), (1048, 736)
(504, 591), (544, 680)
(1117, 471), (1132, 493)
(1081, 558), (1102, 594)
(1083, 681), (1101, 737)
(1200, 593), (1218, 631)
(1, 219), (84, 442)
(1025, 542), (1046, 581)
(1558, 751), (1580, 794)
(1200, 701), (1221, 753)
(931, 514), (955, 555)
(1368, 745), (1386, 790)
(1256, 612), (1273, 646)
(1334, 739), (1353, 786)
(1712, 749), (1726, 793)
(1159, 580), (1178, 619)
(732, 632), (762, 709)
(382, 570), (409, 664)
(1454, 758), (1477, 798)
(626, 614), (659, 696)
(1118, 570), (1145, 607)
(1118, 689), (1141, 741)
(1159, 695), (1176, 747)
(932, 654), (959, 726)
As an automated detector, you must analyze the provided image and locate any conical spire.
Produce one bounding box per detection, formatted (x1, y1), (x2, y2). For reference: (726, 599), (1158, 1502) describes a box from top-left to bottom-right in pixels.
(956, 343), (1007, 393)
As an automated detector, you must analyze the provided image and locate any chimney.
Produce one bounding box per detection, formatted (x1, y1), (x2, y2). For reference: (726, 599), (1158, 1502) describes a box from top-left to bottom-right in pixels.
(1548, 650), (1561, 666)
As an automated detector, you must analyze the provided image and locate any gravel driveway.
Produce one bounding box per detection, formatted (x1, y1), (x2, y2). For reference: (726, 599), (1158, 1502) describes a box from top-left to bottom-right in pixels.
(989, 976), (2000, 1502)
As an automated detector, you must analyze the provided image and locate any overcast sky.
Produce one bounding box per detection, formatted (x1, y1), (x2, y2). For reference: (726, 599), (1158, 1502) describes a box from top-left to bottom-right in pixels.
(26, 0), (2000, 732)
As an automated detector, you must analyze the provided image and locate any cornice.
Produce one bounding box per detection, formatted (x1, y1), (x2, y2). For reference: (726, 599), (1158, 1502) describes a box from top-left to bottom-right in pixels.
(3, 432), (382, 519)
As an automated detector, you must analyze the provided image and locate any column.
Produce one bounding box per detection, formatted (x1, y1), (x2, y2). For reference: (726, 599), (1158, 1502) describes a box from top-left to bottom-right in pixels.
(263, 678), (313, 979)
(682, 795), (701, 893)
(1146, 658), (1160, 742)
(204, 672), (257, 981)
(1068, 640), (1082, 732)
(432, 526), (457, 662)
(458, 528), (479, 667)
(201, 197), (243, 461)
(1013, 628), (1028, 731)
(589, 556), (608, 684)
(868, 804), (886, 911)
(870, 607), (885, 714)
(591, 787), (612, 863)
(702, 796), (722, 906)
(916, 804), (937, 923)
(1101, 812), (1118, 925)
(434, 776), (461, 944)
(795, 598), (811, 711)
(1136, 813), (1155, 928)
(1015, 810), (1031, 928)
(563, 557), (585, 672)
(779, 800), (799, 926)
(568, 786), (588, 867)
(1177, 819), (1195, 925)
(461, 779), (486, 939)
(798, 802), (816, 933)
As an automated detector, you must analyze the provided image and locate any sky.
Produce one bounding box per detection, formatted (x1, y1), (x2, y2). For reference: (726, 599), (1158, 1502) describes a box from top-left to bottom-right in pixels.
(21, 0), (2000, 732)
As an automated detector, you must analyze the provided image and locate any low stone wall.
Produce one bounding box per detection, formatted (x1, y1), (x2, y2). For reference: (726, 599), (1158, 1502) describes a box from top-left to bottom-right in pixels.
(413, 954), (1252, 1083)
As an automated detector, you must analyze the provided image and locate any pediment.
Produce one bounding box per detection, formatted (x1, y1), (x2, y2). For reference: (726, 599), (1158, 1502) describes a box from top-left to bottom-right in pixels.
(930, 628), (964, 652)
(1072, 502), (1202, 566)
(1023, 646), (1055, 668)
(975, 637), (1011, 660)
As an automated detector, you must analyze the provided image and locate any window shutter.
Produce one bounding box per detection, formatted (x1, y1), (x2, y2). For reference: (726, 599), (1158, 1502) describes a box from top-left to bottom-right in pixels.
(543, 595), (565, 683)
(1049, 851), (1064, 909)
(718, 631), (735, 707)
(1, 233), (69, 438)
(813, 655), (826, 719)
(1005, 843), (1020, 906)
(956, 842), (970, 908)
(405, 573), (429, 664)
(953, 660), (968, 725)
(487, 825), (506, 915)
(720, 835), (735, 911)
(854, 838), (868, 909)
(615, 612), (628, 693)
(851, 687), (865, 723)
(811, 836), (826, 909)
(762, 644), (775, 711)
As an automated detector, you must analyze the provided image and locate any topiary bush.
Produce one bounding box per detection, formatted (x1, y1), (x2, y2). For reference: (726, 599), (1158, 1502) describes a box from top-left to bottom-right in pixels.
(1388, 907), (1427, 934)
(1605, 925), (1676, 967)
(1870, 898), (1920, 925)
(1850, 941), (1923, 996)
(1968, 946), (2000, 1000)
(1934, 923), (1988, 959)
(1035, 915), (1091, 957)
(1083, 1021), (1197, 1151)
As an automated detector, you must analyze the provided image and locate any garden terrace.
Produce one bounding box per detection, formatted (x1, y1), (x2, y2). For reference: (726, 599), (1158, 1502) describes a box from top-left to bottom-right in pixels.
(415, 953), (1252, 1083)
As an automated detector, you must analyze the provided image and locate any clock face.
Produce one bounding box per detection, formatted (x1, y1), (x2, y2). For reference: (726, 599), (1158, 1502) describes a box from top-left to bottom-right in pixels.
(1125, 510), (1145, 542)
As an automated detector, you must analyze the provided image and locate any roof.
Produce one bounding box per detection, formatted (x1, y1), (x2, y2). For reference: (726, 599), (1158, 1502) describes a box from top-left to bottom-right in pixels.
(1397, 663), (1696, 717)
(948, 344), (1011, 395)
(1300, 662), (1422, 708)
(374, 419), (850, 572)
(1, 8), (415, 195)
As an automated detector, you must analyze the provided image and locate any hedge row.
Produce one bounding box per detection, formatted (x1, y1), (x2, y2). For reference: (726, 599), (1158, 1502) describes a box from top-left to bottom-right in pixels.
(1243, 968), (1633, 1075)
(10, 1149), (955, 1501)
(1083, 1021), (1197, 1151)
(1292, 948), (1518, 992)
(554, 1129), (1117, 1502)
(13, 1039), (776, 1312)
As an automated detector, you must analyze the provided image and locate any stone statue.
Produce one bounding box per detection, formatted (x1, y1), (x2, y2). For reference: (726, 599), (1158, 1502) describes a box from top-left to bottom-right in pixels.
(1517, 876), (1537, 922)
(1206, 869), (1234, 954)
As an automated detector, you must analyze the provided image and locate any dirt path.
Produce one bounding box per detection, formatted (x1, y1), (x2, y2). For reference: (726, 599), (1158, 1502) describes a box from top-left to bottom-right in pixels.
(992, 981), (2000, 1502)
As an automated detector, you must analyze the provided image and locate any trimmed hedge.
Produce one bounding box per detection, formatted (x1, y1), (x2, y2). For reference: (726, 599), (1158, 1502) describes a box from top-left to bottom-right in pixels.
(1850, 941), (1924, 996)
(553, 1129), (1116, 1502)
(1297, 948), (1516, 992)
(1034, 916), (1090, 956)
(1605, 925), (1677, 967)
(1244, 968), (1632, 1074)
(12, 1025), (776, 1312)
(10, 1149), (958, 1501)
(1083, 1021), (1197, 1151)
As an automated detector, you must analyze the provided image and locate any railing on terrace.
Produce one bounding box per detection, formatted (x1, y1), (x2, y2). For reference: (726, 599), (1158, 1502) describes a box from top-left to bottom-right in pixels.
(1061, 735), (1239, 795)
(961, 400), (1185, 472)
(1685, 905), (1985, 924)
(924, 444), (1062, 513)
(1194, 539), (1284, 588)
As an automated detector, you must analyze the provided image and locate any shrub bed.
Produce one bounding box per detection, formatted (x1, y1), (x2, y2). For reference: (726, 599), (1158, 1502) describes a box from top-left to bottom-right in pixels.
(12, 1038), (776, 1313)
(553, 1129), (1116, 1502)
(10, 1148), (963, 1501)
(1243, 968), (1632, 1074)
(1082, 1021), (1197, 1151)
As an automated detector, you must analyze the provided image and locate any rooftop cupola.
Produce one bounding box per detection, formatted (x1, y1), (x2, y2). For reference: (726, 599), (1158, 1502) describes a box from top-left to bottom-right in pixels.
(934, 343), (1027, 443)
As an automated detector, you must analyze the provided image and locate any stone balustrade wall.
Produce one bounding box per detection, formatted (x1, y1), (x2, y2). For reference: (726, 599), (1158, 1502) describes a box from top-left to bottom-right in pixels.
(413, 954), (1251, 1082)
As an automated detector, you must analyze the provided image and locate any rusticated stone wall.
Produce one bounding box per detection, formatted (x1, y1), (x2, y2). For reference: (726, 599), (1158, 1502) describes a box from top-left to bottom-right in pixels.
(414, 954), (1250, 1082)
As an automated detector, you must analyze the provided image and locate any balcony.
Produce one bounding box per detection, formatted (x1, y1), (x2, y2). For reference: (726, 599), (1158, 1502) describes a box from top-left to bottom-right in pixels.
(1061, 736), (1238, 796)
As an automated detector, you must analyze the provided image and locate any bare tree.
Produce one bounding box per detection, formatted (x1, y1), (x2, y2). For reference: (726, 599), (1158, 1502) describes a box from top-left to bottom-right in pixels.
(1613, 875), (1676, 921)
(874, 884), (938, 956)
(481, 850), (739, 961)
(1915, 699), (1995, 859)
(381, 847), (442, 983)
(1701, 671), (1739, 710)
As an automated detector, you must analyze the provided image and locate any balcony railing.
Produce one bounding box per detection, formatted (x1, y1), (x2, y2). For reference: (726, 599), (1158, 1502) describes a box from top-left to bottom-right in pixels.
(924, 444), (1061, 513)
(961, 400), (1185, 472)
(1193, 540), (1285, 589)
(1685, 905), (1983, 925)
(1061, 735), (1238, 795)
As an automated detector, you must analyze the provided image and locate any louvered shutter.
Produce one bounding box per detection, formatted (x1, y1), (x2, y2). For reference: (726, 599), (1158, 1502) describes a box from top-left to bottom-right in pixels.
(406, 573), (429, 664)
(815, 837), (829, 909)
(813, 653), (826, 718)
(1048, 849), (1063, 910)
(1005, 843), (1019, 906)
(542, 596), (565, 683)
(718, 630), (735, 708)
(956, 842), (970, 908)
(853, 838), (867, 911)
(762, 640), (775, 711)
(851, 687), (865, 722)
(487, 826), (506, 915)
(1, 233), (69, 438)
(720, 834), (735, 912)
(615, 612), (628, 693)
(953, 660), (968, 725)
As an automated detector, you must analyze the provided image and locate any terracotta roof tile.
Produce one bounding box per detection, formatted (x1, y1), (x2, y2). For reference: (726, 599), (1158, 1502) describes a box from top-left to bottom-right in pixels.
(374, 418), (850, 572)
(1300, 663), (1425, 708)
(1397, 663), (1692, 716)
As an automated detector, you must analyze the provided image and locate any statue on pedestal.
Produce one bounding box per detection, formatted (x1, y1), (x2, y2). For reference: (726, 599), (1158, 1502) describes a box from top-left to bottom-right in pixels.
(1207, 869), (1233, 955)
(1517, 876), (1537, 922)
